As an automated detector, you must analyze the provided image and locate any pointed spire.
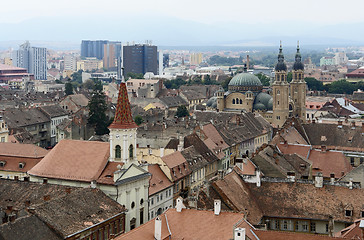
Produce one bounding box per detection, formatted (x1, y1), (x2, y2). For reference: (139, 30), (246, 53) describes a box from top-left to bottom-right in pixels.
(293, 40), (304, 71)
(108, 82), (138, 129)
(275, 41), (287, 71)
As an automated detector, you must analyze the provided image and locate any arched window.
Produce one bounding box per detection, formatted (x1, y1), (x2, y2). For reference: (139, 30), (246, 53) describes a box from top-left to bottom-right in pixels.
(277, 90), (280, 95)
(240, 99), (242, 104)
(115, 145), (121, 159)
(129, 144), (134, 159)
(232, 99), (235, 104)
(236, 98), (239, 104)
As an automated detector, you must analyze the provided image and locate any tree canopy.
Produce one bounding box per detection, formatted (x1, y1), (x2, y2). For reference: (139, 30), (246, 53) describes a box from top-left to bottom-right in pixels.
(134, 115), (144, 126)
(255, 73), (271, 86)
(175, 105), (189, 118)
(87, 80), (110, 135)
(127, 72), (144, 79)
(65, 81), (73, 95)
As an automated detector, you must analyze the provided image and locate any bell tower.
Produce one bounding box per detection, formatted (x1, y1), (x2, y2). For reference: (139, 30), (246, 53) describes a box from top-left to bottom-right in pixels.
(272, 42), (289, 128)
(108, 81), (138, 163)
(290, 41), (306, 121)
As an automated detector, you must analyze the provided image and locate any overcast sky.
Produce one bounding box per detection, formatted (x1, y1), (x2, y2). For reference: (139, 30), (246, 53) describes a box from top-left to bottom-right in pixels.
(2, 0), (364, 25)
(1, 0), (364, 47)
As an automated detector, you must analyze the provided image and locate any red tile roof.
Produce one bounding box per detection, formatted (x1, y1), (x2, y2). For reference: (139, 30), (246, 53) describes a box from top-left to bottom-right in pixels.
(115, 208), (248, 240)
(277, 143), (352, 178)
(148, 164), (173, 196)
(161, 151), (191, 182)
(97, 161), (123, 185)
(334, 218), (364, 239)
(0, 142), (48, 158)
(109, 82), (138, 129)
(28, 140), (110, 182)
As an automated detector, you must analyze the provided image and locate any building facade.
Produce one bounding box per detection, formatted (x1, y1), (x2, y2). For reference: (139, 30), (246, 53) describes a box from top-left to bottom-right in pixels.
(213, 43), (306, 128)
(123, 44), (158, 76)
(12, 41), (47, 80)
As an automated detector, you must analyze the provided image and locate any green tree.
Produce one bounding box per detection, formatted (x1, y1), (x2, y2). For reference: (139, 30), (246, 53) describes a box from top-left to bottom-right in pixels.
(175, 105), (189, 118)
(127, 72), (144, 79)
(71, 70), (83, 84)
(65, 81), (73, 95)
(304, 77), (325, 91)
(134, 115), (144, 125)
(87, 80), (109, 135)
(83, 79), (95, 90)
(221, 77), (232, 91)
(255, 73), (271, 86)
(327, 79), (356, 94)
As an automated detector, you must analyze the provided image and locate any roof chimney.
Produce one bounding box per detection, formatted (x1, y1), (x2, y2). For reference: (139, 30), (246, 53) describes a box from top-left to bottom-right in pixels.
(338, 120), (343, 128)
(214, 199), (221, 215)
(177, 136), (184, 152)
(234, 228), (246, 240)
(154, 216), (162, 240)
(246, 55), (250, 70)
(160, 148), (165, 158)
(321, 145), (327, 153)
(348, 178), (353, 190)
(351, 121), (356, 129)
(330, 173), (335, 184)
(175, 197), (186, 212)
(315, 172), (323, 188)
(256, 168), (261, 187)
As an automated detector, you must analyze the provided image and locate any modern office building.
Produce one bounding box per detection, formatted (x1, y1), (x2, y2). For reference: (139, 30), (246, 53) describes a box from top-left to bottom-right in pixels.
(12, 41), (47, 80)
(123, 43), (158, 76)
(81, 40), (108, 60)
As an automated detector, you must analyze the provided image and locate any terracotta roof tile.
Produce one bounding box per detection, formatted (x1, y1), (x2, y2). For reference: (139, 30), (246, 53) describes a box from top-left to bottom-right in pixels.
(28, 140), (110, 182)
(0, 142), (48, 158)
(116, 208), (247, 240)
(148, 164), (173, 196)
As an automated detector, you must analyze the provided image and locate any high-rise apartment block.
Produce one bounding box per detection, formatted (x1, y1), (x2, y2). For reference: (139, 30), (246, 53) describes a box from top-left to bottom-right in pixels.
(81, 40), (108, 60)
(123, 44), (158, 76)
(103, 42), (122, 69)
(13, 41), (47, 80)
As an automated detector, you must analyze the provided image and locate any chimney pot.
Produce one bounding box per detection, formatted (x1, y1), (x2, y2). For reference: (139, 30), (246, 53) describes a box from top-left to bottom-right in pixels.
(234, 228), (246, 240)
(214, 199), (221, 215)
(321, 145), (327, 152)
(154, 216), (162, 240)
(315, 172), (323, 188)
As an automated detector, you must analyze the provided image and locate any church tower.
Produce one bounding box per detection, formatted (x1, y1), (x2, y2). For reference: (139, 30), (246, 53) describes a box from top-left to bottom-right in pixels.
(108, 82), (138, 163)
(290, 42), (306, 121)
(272, 43), (290, 128)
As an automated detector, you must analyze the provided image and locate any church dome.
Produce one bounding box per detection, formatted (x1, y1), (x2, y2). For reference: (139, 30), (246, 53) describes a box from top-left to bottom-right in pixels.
(229, 73), (262, 87)
(253, 92), (273, 111)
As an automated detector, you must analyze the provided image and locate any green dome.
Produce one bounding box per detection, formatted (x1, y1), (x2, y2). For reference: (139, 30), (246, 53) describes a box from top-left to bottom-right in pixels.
(229, 73), (262, 87)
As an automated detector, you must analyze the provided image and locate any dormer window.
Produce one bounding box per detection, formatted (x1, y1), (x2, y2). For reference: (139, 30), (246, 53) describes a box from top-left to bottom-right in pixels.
(0, 161), (6, 167)
(18, 162), (25, 169)
(345, 210), (352, 217)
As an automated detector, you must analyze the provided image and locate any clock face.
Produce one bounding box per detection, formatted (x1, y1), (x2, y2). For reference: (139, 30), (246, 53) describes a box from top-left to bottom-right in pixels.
(115, 134), (120, 139)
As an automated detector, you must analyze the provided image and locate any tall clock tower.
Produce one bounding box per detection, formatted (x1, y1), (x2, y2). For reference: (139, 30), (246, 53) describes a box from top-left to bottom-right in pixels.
(108, 81), (138, 163)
